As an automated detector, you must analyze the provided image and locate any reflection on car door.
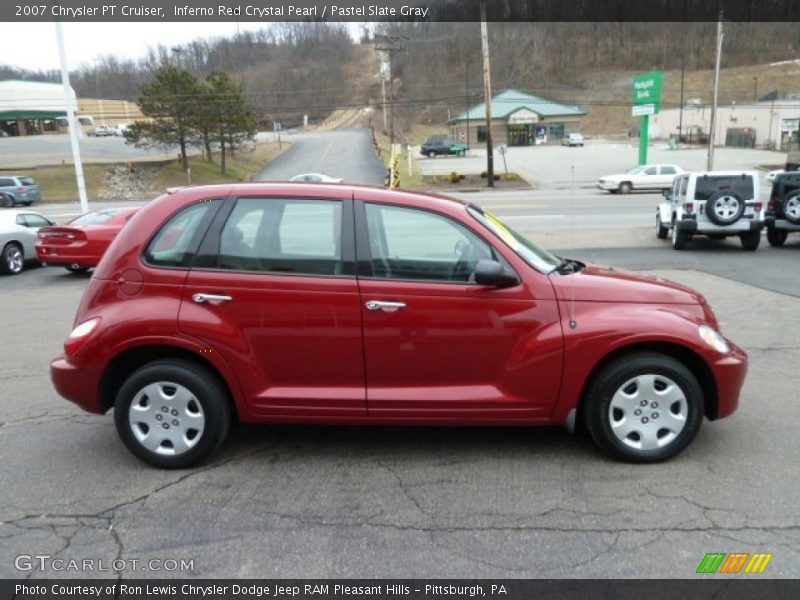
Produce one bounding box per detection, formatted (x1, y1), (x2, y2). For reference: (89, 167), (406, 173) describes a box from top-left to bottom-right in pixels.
(178, 194), (367, 417)
(355, 200), (563, 420)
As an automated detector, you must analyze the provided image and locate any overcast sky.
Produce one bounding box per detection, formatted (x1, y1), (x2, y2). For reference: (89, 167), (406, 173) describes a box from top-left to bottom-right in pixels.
(3, 22), (274, 72)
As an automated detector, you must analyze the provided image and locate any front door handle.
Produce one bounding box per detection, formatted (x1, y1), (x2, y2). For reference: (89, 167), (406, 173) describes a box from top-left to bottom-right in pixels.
(193, 293), (233, 304)
(365, 300), (406, 312)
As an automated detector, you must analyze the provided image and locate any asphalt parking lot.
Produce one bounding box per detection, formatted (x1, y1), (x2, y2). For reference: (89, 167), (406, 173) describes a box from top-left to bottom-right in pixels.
(1, 257), (799, 578)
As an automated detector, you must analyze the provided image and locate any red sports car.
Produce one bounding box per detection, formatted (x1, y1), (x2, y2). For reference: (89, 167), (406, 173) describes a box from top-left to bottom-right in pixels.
(36, 206), (141, 273)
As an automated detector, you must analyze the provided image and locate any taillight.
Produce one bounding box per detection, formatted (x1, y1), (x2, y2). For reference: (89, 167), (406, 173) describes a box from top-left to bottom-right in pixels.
(18, 186), (26, 194)
(64, 317), (101, 357)
(66, 231), (86, 241)
(768, 200), (777, 211)
(684, 202), (694, 213)
(754, 202), (763, 212)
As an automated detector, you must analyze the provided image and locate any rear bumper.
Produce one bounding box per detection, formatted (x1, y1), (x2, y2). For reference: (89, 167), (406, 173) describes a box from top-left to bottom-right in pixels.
(51, 356), (105, 414)
(36, 245), (99, 268)
(709, 340), (748, 420)
(765, 217), (800, 231)
(677, 218), (764, 234)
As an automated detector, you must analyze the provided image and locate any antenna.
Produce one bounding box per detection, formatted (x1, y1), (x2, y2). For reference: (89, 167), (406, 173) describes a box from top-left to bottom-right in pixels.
(569, 164), (577, 330)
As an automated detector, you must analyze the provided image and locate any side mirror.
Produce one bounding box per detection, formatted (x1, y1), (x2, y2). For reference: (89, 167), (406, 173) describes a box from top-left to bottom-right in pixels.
(474, 260), (519, 288)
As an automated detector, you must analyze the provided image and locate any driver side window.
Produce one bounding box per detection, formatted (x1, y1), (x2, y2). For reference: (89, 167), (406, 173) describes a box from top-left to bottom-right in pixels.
(364, 203), (493, 282)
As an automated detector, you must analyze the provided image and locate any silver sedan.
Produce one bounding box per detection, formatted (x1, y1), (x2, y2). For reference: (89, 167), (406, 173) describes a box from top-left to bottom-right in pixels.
(0, 209), (55, 275)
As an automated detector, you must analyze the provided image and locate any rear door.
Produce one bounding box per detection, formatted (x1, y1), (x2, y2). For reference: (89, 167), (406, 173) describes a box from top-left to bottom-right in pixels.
(178, 193), (366, 417)
(355, 199), (562, 420)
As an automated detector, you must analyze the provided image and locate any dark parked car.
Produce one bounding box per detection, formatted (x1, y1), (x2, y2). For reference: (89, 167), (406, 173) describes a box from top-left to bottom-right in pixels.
(421, 136), (468, 158)
(765, 171), (800, 246)
(51, 183), (747, 468)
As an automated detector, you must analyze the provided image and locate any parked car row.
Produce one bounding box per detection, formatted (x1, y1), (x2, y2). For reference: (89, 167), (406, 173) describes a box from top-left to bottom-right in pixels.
(656, 170), (800, 250)
(90, 124), (129, 137)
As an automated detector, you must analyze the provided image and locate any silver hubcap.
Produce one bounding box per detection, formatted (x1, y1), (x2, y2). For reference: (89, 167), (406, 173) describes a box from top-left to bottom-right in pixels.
(128, 381), (205, 456)
(713, 195), (740, 220)
(608, 374), (688, 451)
(6, 247), (23, 273)
(785, 197), (800, 220)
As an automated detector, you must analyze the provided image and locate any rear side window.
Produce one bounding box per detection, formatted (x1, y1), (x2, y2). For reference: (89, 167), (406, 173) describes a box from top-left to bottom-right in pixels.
(145, 200), (218, 268)
(217, 198), (343, 276)
(694, 175), (754, 201)
(19, 177), (36, 185)
(661, 166), (676, 175)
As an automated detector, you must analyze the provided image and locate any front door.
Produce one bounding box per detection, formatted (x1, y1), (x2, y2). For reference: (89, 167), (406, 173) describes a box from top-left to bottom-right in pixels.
(355, 200), (562, 420)
(178, 195), (366, 417)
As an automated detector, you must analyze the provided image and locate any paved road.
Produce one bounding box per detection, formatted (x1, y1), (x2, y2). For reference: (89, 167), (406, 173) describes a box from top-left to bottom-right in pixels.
(255, 128), (386, 185)
(1, 255), (799, 578)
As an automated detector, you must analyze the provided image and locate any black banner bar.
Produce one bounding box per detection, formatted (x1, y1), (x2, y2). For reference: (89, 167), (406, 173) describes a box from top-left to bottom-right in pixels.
(4, 0), (800, 23)
(3, 580), (800, 600)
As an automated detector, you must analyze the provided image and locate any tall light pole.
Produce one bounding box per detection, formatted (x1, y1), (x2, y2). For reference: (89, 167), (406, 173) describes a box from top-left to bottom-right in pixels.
(480, 0), (494, 187)
(707, 18), (724, 171)
(55, 22), (89, 214)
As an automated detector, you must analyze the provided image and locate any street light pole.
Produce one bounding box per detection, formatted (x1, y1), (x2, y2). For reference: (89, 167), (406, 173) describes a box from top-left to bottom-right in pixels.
(55, 22), (89, 214)
(707, 18), (724, 171)
(480, 0), (494, 188)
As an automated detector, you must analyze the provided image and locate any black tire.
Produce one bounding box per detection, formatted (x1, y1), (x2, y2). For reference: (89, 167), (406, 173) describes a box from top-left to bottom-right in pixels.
(671, 222), (690, 250)
(780, 191), (800, 225)
(582, 353), (704, 463)
(739, 230), (761, 251)
(767, 226), (788, 247)
(65, 265), (90, 274)
(1, 194), (12, 208)
(114, 359), (231, 468)
(619, 182), (632, 194)
(656, 213), (669, 239)
(705, 190), (745, 226)
(1, 242), (24, 275)
(428, 151), (436, 159)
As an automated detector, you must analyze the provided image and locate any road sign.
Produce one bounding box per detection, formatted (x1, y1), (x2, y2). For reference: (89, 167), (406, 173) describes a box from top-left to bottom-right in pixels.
(632, 103), (656, 116)
(633, 71), (663, 113)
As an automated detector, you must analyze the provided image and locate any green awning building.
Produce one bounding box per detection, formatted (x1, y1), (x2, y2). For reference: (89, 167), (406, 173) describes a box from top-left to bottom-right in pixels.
(449, 89), (586, 147)
(0, 80), (74, 136)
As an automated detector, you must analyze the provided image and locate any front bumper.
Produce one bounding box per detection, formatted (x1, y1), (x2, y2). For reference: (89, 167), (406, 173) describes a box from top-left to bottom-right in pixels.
(51, 356), (105, 414)
(709, 340), (748, 420)
(597, 181), (618, 190)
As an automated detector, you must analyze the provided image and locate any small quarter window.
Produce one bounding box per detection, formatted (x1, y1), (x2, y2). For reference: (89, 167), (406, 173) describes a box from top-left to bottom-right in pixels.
(145, 200), (218, 267)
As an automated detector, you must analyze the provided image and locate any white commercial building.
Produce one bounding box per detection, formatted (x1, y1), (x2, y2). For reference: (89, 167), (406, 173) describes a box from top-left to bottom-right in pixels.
(650, 99), (800, 150)
(0, 80), (76, 136)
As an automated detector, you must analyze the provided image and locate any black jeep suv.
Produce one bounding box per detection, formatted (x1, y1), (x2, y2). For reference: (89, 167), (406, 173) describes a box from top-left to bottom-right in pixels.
(765, 171), (800, 246)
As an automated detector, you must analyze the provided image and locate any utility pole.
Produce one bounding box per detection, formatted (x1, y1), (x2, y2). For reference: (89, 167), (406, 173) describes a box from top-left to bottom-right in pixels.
(678, 56), (685, 143)
(380, 59), (388, 131)
(55, 22), (89, 214)
(707, 17), (724, 171)
(480, 0), (494, 187)
(375, 36), (402, 144)
(465, 58), (470, 149)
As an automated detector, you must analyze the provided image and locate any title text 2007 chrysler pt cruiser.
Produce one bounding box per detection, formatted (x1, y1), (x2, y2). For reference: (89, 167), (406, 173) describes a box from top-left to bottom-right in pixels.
(51, 184), (748, 468)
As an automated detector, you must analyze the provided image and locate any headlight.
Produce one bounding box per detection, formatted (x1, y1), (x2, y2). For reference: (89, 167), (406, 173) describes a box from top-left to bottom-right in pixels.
(698, 325), (730, 354)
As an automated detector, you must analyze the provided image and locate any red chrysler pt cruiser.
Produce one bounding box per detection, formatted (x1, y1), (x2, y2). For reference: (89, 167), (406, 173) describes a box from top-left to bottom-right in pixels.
(50, 183), (748, 468)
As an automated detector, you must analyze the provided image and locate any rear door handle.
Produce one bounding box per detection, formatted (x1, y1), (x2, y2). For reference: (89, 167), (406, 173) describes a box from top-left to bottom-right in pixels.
(365, 300), (406, 312)
(193, 293), (233, 304)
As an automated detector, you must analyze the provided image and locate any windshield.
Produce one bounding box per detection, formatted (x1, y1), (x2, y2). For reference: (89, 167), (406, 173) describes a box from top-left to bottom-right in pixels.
(69, 208), (126, 226)
(468, 205), (561, 273)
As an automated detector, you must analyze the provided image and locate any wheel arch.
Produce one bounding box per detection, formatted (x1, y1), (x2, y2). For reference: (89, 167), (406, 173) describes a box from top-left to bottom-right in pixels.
(98, 344), (240, 417)
(576, 341), (719, 424)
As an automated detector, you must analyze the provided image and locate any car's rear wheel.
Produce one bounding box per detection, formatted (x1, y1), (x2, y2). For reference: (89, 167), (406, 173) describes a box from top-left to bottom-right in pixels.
(65, 264), (90, 274)
(656, 213), (669, 239)
(767, 227), (788, 247)
(583, 353), (704, 463)
(428, 151), (436, 159)
(671, 222), (690, 250)
(619, 182), (632, 194)
(1, 194), (13, 208)
(739, 230), (761, 251)
(114, 360), (231, 468)
(781, 192), (800, 224)
(705, 190), (744, 226)
(1, 242), (24, 275)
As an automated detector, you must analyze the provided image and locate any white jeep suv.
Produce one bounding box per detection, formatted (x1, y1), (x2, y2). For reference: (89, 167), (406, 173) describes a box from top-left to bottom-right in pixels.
(656, 171), (765, 251)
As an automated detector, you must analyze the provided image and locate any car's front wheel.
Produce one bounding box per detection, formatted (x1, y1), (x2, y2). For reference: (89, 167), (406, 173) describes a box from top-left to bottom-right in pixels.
(618, 182), (632, 194)
(114, 360), (231, 468)
(428, 151), (436, 159)
(583, 353), (704, 463)
(671, 222), (690, 250)
(1, 242), (24, 275)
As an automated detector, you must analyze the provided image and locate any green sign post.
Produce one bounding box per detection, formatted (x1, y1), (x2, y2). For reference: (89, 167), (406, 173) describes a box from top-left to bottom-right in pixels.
(632, 71), (663, 165)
